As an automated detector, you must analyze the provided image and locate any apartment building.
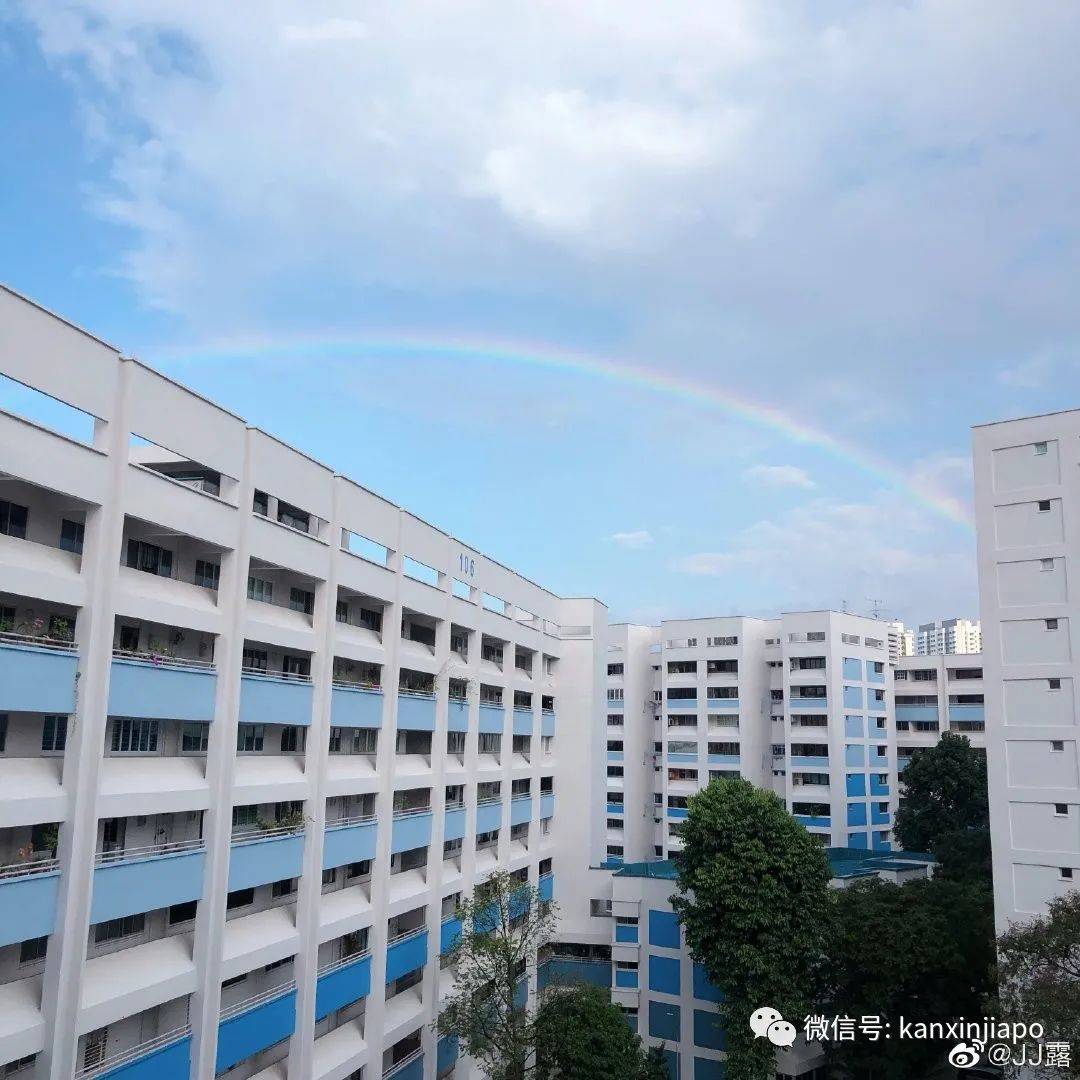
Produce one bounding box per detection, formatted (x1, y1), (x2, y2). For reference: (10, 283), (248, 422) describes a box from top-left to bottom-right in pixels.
(893, 653), (985, 774)
(913, 618), (982, 656)
(973, 413), (1080, 932)
(0, 285), (609, 1080)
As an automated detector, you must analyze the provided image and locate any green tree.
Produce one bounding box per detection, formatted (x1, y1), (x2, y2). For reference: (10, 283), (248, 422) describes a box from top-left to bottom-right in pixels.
(997, 893), (1080, 1079)
(672, 778), (832, 1080)
(893, 733), (989, 880)
(822, 876), (995, 1079)
(436, 870), (556, 1080)
(535, 984), (662, 1080)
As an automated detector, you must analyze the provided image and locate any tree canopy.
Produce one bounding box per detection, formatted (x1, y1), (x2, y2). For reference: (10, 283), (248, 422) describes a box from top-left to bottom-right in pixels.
(672, 778), (832, 1080)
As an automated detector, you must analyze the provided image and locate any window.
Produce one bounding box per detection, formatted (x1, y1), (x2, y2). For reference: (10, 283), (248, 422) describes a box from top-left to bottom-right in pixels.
(169, 901), (198, 924)
(607, 663), (624, 676)
(1049, 678), (1062, 691)
(322, 868), (337, 886)
(359, 606), (383, 633)
(243, 647), (268, 672)
(590, 899), (613, 917)
(280, 726), (303, 753)
(194, 559), (220, 589)
(111, 718), (159, 754)
(18, 936), (47, 965)
(247, 576), (273, 603)
(41, 714), (67, 753)
(59, 518), (84, 554)
(1051, 741), (1065, 752)
(347, 860), (371, 879)
(1055, 804), (1069, 817)
(181, 722), (209, 753)
(606, 688), (624, 702)
(607, 714), (624, 726)
(1034, 441), (1048, 455)
(277, 501), (310, 532)
(253, 490), (269, 516)
(1042, 558), (1056, 572)
(290, 587), (314, 615)
(1061, 867), (1074, 880)
(5, 1057), (37, 1077)
(606, 845), (624, 857)
(479, 733), (501, 754)
(226, 888), (255, 910)
(1046, 619), (1059, 631)
(236, 724), (265, 753)
(608, 817), (624, 830)
(94, 913), (146, 944)
(607, 766), (624, 777)
(82, 1030), (108, 1070)
(1038, 499), (1052, 512)
(126, 539), (173, 577)
(0, 499), (28, 539)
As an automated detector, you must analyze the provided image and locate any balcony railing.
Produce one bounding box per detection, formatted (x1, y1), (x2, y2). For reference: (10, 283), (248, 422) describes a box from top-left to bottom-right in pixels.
(94, 837), (205, 865)
(231, 822), (306, 843)
(219, 980), (297, 1022)
(384, 1047), (424, 1078)
(387, 925), (427, 947)
(0, 628), (76, 652)
(0, 855), (59, 880)
(112, 649), (215, 670)
(75, 1025), (191, 1079)
(242, 665), (312, 683)
(333, 677), (382, 691)
(318, 949), (371, 977)
(392, 805), (432, 820)
(326, 813), (377, 829)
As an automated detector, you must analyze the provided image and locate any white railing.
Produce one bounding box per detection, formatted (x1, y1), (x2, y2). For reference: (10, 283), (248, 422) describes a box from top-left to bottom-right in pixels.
(0, 856), (59, 880)
(392, 806), (432, 820)
(384, 1046), (423, 1078)
(479, 700), (504, 708)
(219, 980), (297, 1022)
(318, 949), (371, 977)
(94, 838), (205, 865)
(231, 822), (305, 843)
(476, 795), (502, 806)
(111, 649), (215, 670)
(386, 925), (426, 947)
(511, 793), (531, 801)
(241, 665), (312, 683)
(333, 679), (382, 692)
(75, 1025), (191, 1079)
(445, 802), (466, 812)
(326, 813), (377, 829)
(0, 628), (76, 652)
(398, 688), (435, 699)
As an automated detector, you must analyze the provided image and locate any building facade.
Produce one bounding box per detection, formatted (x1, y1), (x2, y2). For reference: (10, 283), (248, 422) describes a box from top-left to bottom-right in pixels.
(0, 286), (609, 1080)
(912, 618), (982, 656)
(973, 413), (1080, 932)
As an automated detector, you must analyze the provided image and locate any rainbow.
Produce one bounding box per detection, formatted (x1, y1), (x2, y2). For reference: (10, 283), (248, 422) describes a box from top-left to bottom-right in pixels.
(165, 331), (973, 529)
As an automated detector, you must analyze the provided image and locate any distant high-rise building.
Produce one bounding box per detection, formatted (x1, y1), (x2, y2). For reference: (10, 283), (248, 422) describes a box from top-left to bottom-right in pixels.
(914, 618), (982, 655)
(887, 621), (914, 663)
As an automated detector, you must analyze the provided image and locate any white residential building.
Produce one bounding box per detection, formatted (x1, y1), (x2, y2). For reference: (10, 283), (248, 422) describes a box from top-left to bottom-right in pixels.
(913, 618), (982, 656)
(0, 285), (608, 1080)
(973, 413), (1080, 932)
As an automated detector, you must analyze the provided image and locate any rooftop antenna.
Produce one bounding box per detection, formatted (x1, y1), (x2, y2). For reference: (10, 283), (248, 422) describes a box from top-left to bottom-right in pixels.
(841, 598), (849, 613)
(866, 597), (885, 620)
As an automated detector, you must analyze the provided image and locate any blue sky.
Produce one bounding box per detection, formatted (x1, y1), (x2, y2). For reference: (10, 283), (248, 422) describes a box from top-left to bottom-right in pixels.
(2, 2), (1079, 624)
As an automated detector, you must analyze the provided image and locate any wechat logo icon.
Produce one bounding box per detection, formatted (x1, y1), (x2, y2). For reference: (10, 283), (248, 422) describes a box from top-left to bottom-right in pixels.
(750, 1007), (798, 1048)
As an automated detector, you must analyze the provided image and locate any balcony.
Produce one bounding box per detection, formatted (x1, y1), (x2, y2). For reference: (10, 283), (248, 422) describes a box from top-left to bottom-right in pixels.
(794, 815), (832, 830)
(397, 692), (436, 732)
(539, 793), (555, 820)
(91, 840), (205, 923)
(541, 710), (555, 738)
(447, 697), (469, 732)
(790, 755), (829, 768)
(330, 685), (384, 729)
(479, 704), (504, 734)
(228, 825), (306, 891)
(385, 928), (429, 983)
(75, 1027), (191, 1080)
(512, 709), (533, 736)
(606, 802), (624, 815)
(0, 631), (78, 713)
(538, 873), (554, 903)
(215, 983), (297, 1074)
(439, 914), (462, 954)
(108, 654), (217, 723)
(239, 669), (313, 727)
(315, 952), (372, 1021)
(391, 808), (433, 855)
(948, 703), (985, 725)
(322, 817), (377, 871)
(665, 695), (697, 712)
(707, 754), (740, 767)
(384, 1048), (424, 1080)
(443, 806), (466, 843)
(0, 857), (59, 947)
(476, 799), (503, 834)
(789, 694), (827, 710)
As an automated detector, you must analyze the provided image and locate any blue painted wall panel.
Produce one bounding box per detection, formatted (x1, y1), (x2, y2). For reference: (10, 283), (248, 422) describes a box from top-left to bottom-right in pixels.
(867, 665), (886, 684)
(845, 744), (865, 767)
(91, 849), (205, 923)
(391, 813), (433, 855)
(649, 909), (681, 949)
(0, 871), (59, 947)
(315, 956), (371, 1020)
(706, 754), (739, 767)
(239, 675), (313, 726)
(650, 954), (681, 995)
(99, 1035), (190, 1079)
(389, 1055), (424, 1080)
(322, 822), (377, 870)
(479, 705), (505, 734)
(227, 833), (305, 891)
(538, 874), (554, 903)
(385, 931), (429, 982)
(397, 694), (435, 732)
(693, 963), (723, 1003)
(844, 714), (864, 737)
(440, 917), (462, 953)
(0, 643), (77, 713)
(695, 1056), (726, 1080)
(443, 807), (466, 842)
(541, 712), (556, 737)
(437, 1037), (459, 1075)
(847, 831), (869, 849)
(648, 1001), (681, 1041)
(694, 1009), (726, 1051)
(215, 990), (296, 1074)
(843, 685), (864, 709)
(475, 802), (503, 834)
(330, 687), (383, 728)
(870, 775), (890, 796)
(513, 710), (533, 735)
(539, 793), (555, 819)
(842, 657), (862, 680)
(615, 922), (639, 944)
(846, 773), (866, 797)
(510, 797), (532, 826)
(847, 802), (868, 827)
(108, 659), (217, 722)
(448, 700), (469, 732)
(615, 967), (638, 989)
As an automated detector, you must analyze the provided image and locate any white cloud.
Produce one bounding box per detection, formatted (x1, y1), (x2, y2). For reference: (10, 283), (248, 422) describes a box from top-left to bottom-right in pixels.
(281, 19), (367, 45)
(998, 349), (1076, 389)
(670, 487), (976, 624)
(742, 464), (815, 490)
(610, 529), (654, 550)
